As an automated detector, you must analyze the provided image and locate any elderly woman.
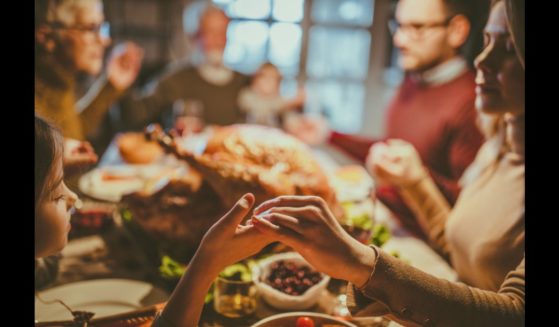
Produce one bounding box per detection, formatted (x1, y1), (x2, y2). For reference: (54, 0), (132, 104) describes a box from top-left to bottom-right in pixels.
(251, 0), (525, 325)
(35, 0), (143, 141)
(34, 0), (144, 289)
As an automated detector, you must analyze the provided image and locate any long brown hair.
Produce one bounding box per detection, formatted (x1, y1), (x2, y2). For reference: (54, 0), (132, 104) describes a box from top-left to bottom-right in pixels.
(35, 115), (64, 210)
(504, 0), (524, 68)
(488, 0), (524, 67)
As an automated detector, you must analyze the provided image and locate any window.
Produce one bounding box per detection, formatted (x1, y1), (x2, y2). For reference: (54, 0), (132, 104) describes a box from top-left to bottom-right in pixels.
(211, 0), (375, 132)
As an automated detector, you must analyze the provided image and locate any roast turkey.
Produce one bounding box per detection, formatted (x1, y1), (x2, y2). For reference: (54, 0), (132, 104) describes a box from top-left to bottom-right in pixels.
(122, 124), (342, 261)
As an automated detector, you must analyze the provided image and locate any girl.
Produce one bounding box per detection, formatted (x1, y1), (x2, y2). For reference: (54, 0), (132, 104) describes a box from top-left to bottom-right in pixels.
(34, 115), (273, 326)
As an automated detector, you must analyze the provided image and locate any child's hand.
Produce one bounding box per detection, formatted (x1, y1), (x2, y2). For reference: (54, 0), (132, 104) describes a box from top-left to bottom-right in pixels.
(196, 193), (274, 271)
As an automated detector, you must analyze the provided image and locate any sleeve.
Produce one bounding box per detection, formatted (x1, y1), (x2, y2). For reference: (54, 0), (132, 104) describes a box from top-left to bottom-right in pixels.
(347, 248), (525, 327)
(328, 131), (380, 163)
(118, 64), (192, 130)
(76, 75), (124, 137)
(398, 176), (453, 261)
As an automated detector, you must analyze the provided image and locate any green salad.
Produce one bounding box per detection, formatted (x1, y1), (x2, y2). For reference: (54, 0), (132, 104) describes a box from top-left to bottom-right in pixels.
(341, 201), (392, 247)
(158, 254), (271, 304)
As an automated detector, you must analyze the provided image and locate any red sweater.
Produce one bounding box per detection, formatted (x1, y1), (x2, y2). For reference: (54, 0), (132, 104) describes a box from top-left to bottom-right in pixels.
(330, 70), (484, 239)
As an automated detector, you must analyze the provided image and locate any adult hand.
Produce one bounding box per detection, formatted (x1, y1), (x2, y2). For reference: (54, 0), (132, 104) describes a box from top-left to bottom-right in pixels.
(107, 42), (144, 91)
(251, 195), (377, 287)
(283, 113), (330, 146)
(365, 139), (428, 188)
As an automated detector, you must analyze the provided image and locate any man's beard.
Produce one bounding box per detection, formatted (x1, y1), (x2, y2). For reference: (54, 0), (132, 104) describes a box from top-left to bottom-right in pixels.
(205, 49), (224, 67)
(198, 49), (234, 85)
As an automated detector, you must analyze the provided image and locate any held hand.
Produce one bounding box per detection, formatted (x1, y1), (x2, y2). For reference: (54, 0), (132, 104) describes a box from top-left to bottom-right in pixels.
(366, 139), (428, 187)
(158, 194), (274, 327)
(251, 195), (376, 287)
(107, 42), (144, 91)
(283, 113), (330, 146)
(196, 193), (275, 271)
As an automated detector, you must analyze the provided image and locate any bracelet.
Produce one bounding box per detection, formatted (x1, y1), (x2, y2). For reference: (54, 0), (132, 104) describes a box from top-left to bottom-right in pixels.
(356, 245), (380, 290)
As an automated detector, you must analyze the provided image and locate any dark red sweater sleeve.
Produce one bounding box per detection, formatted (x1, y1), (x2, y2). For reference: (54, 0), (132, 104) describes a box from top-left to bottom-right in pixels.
(328, 131), (381, 163)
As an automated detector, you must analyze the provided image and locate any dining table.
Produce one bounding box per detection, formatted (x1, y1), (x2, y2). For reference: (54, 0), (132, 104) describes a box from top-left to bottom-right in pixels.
(38, 131), (457, 327)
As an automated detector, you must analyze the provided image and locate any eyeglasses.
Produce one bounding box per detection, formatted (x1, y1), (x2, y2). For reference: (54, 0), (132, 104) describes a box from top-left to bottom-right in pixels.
(388, 17), (453, 40)
(49, 21), (111, 39)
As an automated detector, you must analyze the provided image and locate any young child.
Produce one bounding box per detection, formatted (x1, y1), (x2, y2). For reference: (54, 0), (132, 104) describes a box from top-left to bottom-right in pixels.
(238, 62), (305, 127)
(35, 125), (97, 289)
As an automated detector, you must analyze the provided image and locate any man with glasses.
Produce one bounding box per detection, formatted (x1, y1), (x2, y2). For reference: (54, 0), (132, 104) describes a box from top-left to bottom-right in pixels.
(35, 0), (144, 142)
(325, 0), (486, 239)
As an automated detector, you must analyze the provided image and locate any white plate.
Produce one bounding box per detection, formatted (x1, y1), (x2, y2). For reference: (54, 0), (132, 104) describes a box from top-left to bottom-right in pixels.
(78, 164), (184, 202)
(35, 278), (168, 322)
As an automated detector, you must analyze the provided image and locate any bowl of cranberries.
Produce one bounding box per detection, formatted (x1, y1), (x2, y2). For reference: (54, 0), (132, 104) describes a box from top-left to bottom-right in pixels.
(252, 252), (330, 310)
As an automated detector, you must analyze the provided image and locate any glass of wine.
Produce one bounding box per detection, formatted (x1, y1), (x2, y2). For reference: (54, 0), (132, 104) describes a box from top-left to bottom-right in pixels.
(213, 276), (257, 318)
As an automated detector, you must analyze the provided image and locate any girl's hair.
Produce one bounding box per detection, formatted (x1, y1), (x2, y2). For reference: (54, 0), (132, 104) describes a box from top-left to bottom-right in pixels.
(460, 114), (507, 187)
(35, 115), (64, 209)
(489, 0), (524, 67)
(490, 0), (501, 8)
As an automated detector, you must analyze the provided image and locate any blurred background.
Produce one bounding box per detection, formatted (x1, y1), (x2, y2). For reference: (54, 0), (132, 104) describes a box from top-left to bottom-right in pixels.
(82, 0), (488, 151)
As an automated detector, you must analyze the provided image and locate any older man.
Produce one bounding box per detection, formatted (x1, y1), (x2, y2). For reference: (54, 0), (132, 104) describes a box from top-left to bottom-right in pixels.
(119, 5), (250, 129)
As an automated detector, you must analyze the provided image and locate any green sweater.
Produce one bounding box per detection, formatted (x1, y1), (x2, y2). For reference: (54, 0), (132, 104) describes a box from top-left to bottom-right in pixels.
(35, 55), (122, 140)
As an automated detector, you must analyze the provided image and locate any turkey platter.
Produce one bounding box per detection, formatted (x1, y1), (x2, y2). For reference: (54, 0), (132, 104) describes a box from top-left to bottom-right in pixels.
(122, 124), (342, 261)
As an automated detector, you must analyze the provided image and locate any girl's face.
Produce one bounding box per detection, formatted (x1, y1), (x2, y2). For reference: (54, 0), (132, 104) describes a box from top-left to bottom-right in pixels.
(35, 158), (78, 259)
(474, 1), (525, 116)
(253, 66), (282, 97)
